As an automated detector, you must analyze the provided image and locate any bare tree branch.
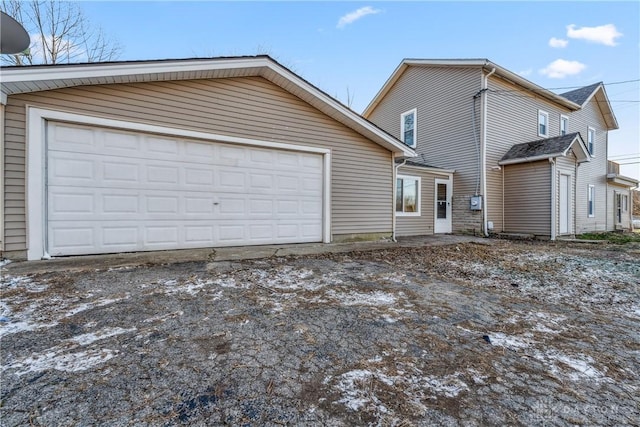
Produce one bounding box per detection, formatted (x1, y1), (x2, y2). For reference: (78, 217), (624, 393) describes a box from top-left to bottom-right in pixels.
(1, 0), (121, 65)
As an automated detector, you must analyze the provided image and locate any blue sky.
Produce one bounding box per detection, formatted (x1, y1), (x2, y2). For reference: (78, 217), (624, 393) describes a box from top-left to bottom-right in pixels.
(79, 1), (639, 179)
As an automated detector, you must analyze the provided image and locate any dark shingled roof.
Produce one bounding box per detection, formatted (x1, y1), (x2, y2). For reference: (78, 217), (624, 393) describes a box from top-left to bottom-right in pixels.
(396, 154), (439, 169)
(560, 82), (602, 105)
(500, 132), (582, 163)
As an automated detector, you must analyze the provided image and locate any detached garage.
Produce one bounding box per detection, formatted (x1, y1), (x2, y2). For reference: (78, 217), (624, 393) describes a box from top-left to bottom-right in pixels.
(1, 56), (414, 260)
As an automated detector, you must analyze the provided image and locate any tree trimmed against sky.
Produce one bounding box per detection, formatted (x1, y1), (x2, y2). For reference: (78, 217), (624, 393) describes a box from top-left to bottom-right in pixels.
(1, 0), (120, 65)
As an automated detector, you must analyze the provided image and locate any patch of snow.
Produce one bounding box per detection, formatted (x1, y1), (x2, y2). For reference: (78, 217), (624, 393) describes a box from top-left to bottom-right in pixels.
(7, 349), (118, 375)
(1, 275), (32, 289)
(142, 311), (184, 323)
(539, 350), (606, 381)
(422, 373), (469, 398)
(327, 289), (397, 306)
(67, 327), (136, 346)
(0, 259), (11, 268)
(64, 296), (129, 318)
(336, 369), (394, 411)
(212, 277), (247, 289)
(488, 332), (534, 350)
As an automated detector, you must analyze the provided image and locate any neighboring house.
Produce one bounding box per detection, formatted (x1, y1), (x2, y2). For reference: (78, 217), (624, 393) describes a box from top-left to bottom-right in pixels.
(0, 56), (425, 260)
(364, 58), (630, 239)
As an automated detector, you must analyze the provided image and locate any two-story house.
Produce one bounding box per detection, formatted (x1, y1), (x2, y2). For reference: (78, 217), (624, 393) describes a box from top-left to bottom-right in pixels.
(364, 58), (635, 239)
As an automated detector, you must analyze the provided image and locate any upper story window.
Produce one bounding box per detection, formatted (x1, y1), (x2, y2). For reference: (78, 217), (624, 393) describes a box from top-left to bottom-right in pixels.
(396, 175), (421, 216)
(401, 109), (417, 148)
(587, 127), (596, 155)
(538, 110), (549, 137)
(560, 115), (568, 136)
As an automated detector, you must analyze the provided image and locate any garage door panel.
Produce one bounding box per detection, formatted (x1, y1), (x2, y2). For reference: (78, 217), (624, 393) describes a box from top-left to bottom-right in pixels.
(46, 122), (324, 256)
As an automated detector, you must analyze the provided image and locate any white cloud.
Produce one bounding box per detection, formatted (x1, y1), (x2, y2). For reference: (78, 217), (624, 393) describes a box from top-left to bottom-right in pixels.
(549, 37), (568, 48)
(518, 69), (533, 77)
(539, 59), (586, 79)
(337, 6), (381, 29)
(566, 24), (622, 46)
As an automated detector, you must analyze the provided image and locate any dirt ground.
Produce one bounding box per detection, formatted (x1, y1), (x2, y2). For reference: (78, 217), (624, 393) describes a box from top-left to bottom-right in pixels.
(1, 239), (639, 426)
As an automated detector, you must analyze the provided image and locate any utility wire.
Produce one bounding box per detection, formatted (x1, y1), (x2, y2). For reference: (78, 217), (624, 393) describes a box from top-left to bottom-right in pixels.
(488, 78), (640, 93)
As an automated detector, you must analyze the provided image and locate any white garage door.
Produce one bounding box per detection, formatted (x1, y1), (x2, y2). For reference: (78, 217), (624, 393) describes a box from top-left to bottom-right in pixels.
(46, 122), (324, 256)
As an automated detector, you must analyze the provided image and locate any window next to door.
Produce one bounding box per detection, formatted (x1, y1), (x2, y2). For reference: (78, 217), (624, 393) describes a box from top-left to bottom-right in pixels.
(396, 175), (421, 216)
(587, 185), (595, 217)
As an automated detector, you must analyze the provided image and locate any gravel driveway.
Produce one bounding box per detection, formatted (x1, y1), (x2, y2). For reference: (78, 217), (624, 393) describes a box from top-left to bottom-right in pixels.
(1, 240), (639, 426)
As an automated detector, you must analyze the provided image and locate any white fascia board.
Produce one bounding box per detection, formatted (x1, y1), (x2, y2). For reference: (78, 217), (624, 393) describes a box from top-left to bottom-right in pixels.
(485, 62), (580, 111)
(562, 136), (590, 163)
(363, 58), (580, 117)
(0, 57), (266, 83)
(499, 153), (564, 166)
(2, 56), (413, 157)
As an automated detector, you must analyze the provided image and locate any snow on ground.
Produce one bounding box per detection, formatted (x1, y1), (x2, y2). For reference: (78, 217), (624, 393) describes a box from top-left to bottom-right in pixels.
(3, 326), (136, 375)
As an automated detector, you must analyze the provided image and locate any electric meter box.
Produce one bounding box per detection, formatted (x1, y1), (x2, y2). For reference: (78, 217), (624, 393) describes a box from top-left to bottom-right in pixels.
(470, 195), (482, 211)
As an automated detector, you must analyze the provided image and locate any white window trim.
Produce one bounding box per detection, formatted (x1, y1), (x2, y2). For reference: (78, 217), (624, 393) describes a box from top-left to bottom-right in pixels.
(26, 107), (332, 260)
(396, 174), (421, 217)
(587, 184), (595, 218)
(538, 110), (549, 137)
(587, 126), (596, 157)
(560, 114), (568, 136)
(400, 108), (417, 148)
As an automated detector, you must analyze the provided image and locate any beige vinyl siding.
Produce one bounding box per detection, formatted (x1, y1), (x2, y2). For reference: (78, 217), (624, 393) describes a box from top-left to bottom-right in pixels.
(555, 152), (577, 235)
(503, 161), (551, 235)
(568, 97), (609, 233)
(486, 76), (572, 233)
(607, 185), (632, 230)
(3, 76), (393, 252)
(367, 66), (482, 233)
(395, 166), (450, 236)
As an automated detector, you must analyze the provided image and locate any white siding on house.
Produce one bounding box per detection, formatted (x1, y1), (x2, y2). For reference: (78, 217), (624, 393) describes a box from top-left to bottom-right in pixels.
(366, 66), (483, 233)
(503, 161), (551, 235)
(3, 76), (393, 254)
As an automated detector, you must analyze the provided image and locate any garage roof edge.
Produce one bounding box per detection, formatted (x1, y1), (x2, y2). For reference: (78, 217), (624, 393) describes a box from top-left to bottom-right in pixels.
(0, 56), (415, 157)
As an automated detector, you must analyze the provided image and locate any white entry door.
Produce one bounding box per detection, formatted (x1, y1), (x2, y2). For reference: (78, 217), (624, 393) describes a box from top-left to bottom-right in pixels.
(46, 122), (324, 256)
(559, 174), (570, 235)
(434, 179), (452, 233)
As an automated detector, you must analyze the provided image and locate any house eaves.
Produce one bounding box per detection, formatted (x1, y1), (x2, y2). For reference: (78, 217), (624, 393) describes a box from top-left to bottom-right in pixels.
(363, 58), (581, 117)
(607, 174), (639, 188)
(0, 56), (416, 157)
(561, 83), (618, 130)
(498, 133), (590, 166)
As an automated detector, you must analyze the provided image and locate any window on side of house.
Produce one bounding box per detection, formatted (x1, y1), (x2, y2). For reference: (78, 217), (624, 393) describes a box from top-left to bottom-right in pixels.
(587, 127), (596, 155)
(560, 115), (568, 136)
(396, 175), (421, 216)
(622, 195), (628, 212)
(538, 110), (549, 137)
(401, 109), (417, 148)
(587, 185), (595, 217)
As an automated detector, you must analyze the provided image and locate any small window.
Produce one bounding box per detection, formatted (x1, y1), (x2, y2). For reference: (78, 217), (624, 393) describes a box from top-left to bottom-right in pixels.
(401, 109), (417, 148)
(622, 195), (628, 212)
(587, 127), (595, 155)
(560, 115), (568, 136)
(538, 110), (549, 137)
(396, 175), (420, 216)
(587, 185), (595, 217)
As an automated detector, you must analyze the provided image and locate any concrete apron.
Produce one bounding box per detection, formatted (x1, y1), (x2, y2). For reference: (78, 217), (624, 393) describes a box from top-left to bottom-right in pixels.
(2, 235), (489, 275)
